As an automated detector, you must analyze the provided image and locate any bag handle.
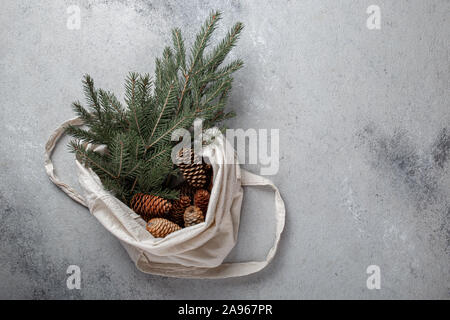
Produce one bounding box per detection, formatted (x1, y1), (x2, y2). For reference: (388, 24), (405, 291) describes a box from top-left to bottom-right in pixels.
(44, 117), (88, 207)
(187, 169), (286, 278)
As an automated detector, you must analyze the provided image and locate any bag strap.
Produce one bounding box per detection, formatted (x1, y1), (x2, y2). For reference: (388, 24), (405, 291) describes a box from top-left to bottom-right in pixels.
(191, 169), (286, 279)
(44, 117), (88, 207)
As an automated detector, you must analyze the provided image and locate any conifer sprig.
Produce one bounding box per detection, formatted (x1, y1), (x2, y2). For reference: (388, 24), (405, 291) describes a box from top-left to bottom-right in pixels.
(67, 11), (244, 204)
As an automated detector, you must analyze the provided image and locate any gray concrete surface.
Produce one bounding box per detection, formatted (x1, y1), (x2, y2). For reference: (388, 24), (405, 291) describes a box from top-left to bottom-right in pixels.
(1, 0), (449, 299)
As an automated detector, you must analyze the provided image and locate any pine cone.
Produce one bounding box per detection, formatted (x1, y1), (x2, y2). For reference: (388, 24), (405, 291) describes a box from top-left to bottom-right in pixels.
(184, 206), (205, 227)
(169, 195), (191, 227)
(176, 148), (207, 188)
(130, 193), (172, 221)
(179, 182), (196, 199)
(194, 189), (210, 215)
(146, 218), (181, 238)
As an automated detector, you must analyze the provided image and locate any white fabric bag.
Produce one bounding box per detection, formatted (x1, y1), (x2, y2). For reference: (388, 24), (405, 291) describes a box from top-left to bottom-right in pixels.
(45, 117), (286, 279)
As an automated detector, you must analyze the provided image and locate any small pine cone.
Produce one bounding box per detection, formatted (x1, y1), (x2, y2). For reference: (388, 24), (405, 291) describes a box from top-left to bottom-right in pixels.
(184, 206), (205, 227)
(130, 193), (172, 221)
(181, 166), (207, 188)
(169, 195), (191, 227)
(194, 189), (210, 215)
(146, 218), (181, 238)
(176, 148), (207, 188)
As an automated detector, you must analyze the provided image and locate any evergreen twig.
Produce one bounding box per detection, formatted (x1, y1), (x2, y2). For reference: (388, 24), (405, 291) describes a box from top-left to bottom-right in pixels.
(68, 11), (243, 203)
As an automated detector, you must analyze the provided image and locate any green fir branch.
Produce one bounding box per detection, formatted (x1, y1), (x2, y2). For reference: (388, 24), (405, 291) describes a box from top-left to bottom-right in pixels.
(67, 11), (244, 204)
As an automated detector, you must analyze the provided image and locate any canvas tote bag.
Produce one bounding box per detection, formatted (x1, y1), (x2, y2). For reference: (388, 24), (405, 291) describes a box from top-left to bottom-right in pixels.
(45, 117), (286, 279)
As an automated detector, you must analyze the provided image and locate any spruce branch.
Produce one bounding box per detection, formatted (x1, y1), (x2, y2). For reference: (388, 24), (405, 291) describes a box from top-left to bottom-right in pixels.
(137, 73), (152, 108)
(67, 11), (244, 204)
(149, 83), (175, 143)
(116, 140), (124, 178)
(145, 115), (190, 150)
(176, 73), (190, 115)
(172, 28), (186, 71)
(124, 72), (138, 107)
(203, 77), (232, 105)
(66, 125), (102, 145)
(189, 10), (221, 73)
(108, 91), (130, 127)
(69, 140), (117, 178)
(176, 10), (221, 115)
(210, 59), (244, 82)
(82, 75), (102, 120)
(198, 22), (244, 75)
(71, 101), (94, 125)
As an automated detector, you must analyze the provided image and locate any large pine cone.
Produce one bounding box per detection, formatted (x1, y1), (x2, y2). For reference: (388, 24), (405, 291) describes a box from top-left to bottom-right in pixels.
(194, 189), (210, 215)
(184, 206), (205, 227)
(146, 218), (181, 238)
(176, 148), (207, 188)
(169, 195), (191, 227)
(130, 193), (172, 221)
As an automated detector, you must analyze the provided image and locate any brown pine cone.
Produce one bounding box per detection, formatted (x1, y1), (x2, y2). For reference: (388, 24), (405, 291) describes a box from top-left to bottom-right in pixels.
(194, 189), (210, 215)
(130, 193), (172, 221)
(184, 206), (205, 227)
(169, 195), (191, 227)
(146, 218), (181, 238)
(179, 182), (196, 199)
(176, 148), (207, 188)
(176, 147), (202, 164)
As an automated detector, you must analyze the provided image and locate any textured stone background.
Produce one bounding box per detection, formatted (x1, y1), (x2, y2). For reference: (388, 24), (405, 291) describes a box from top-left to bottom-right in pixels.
(1, 0), (449, 299)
